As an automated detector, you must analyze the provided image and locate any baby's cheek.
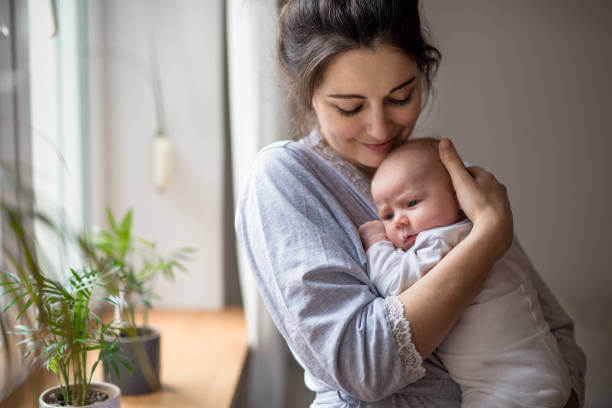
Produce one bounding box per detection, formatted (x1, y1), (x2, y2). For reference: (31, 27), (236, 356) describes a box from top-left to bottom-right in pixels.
(388, 230), (403, 249)
(383, 223), (394, 240)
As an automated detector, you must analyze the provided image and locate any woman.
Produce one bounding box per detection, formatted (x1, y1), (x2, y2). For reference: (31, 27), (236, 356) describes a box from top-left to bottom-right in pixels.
(235, 1), (586, 406)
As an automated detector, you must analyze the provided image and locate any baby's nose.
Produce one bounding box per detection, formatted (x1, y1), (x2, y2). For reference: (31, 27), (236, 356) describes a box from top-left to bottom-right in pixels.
(393, 214), (409, 229)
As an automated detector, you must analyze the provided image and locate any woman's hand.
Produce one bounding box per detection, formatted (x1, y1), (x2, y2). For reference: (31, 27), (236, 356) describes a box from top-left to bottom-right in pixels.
(358, 221), (388, 250)
(438, 139), (514, 259)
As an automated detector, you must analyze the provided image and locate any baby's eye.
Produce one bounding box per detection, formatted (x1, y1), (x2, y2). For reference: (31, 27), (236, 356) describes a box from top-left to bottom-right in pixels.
(383, 213), (394, 220)
(408, 200), (418, 207)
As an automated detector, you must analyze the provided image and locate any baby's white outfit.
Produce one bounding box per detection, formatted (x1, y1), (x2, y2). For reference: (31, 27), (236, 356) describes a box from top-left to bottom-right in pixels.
(367, 219), (571, 408)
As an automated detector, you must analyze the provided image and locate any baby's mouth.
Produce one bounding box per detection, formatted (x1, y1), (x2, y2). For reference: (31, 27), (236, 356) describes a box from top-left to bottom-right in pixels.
(402, 231), (418, 247)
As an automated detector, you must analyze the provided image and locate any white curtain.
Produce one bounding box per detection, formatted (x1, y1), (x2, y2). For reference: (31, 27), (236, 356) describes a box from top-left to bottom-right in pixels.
(227, 1), (292, 406)
(227, 0), (290, 347)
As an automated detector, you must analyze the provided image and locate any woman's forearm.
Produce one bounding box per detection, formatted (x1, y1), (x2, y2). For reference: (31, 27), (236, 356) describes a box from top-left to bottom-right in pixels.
(398, 225), (502, 357)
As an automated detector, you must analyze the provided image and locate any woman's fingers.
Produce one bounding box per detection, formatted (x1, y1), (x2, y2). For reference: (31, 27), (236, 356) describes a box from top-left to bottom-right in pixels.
(438, 139), (474, 191)
(465, 165), (486, 178)
(466, 166), (503, 189)
(465, 166), (511, 219)
(438, 138), (514, 256)
(438, 139), (482, 217)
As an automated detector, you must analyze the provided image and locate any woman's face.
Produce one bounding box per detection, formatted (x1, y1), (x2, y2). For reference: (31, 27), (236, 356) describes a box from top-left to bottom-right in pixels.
(311, 44), (422, 176)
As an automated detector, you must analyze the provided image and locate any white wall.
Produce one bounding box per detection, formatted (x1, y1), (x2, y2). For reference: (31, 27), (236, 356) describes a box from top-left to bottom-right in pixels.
(420, 1), (612, 406)
(90, 0), (225, 309)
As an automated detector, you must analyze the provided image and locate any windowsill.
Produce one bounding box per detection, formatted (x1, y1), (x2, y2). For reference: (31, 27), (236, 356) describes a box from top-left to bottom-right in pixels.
(0, 307), (248, 408)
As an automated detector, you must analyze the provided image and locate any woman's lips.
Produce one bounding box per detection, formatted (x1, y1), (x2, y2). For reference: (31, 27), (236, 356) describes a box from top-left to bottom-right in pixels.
(361, 138), (396, 153)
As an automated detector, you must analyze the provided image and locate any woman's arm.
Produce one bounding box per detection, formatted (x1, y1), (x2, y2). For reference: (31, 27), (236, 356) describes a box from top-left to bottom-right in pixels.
(236, 145), (425, 402)
(399, 139), (514, 357)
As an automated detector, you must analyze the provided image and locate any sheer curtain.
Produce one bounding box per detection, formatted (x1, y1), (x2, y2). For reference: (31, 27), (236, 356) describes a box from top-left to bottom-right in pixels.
(227, 0), (292, 406)
(0, 0), (32, 398)
(227, 0), (290, 348)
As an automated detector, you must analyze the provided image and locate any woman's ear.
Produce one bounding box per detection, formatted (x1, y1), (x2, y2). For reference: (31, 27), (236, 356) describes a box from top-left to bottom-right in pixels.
(311, 93), (318, 111)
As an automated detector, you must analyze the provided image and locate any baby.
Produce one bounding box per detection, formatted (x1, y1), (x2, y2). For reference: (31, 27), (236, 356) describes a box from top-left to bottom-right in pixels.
(359, 138), (571, 408)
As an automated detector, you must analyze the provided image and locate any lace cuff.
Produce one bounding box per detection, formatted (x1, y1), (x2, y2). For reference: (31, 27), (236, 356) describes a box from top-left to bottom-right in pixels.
(385, 295), (426, 382)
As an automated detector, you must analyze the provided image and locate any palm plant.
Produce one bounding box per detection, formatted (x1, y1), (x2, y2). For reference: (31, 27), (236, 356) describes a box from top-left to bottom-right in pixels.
(85, 208), (192, 332)
(0, 205), (129, 406)
(77, 208), (192, 395)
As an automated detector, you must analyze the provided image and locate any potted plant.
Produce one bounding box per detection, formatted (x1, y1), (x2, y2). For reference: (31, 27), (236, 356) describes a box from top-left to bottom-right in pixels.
(0, 205), (128, 407)
(84, 208), (192, 395)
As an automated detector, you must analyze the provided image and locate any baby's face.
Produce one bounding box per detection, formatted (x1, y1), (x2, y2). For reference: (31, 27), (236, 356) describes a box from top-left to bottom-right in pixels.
(372, 144), (460, 250)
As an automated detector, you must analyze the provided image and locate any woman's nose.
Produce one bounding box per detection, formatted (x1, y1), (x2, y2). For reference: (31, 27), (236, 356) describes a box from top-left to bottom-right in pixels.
(366, 105), (392, 142)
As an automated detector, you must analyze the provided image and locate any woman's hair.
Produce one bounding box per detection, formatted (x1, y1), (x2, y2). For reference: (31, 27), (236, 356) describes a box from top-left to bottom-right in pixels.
(276, 0), (441, 137)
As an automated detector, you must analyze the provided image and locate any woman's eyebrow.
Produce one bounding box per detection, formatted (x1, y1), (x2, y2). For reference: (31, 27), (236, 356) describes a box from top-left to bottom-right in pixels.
(389, 77), (416, 93)
(326, 93), (366, 99)
(326, 76), (416, 99)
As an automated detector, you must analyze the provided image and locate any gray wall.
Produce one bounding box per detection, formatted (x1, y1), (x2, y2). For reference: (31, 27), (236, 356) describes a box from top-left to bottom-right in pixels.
(420, 2), (612, 406)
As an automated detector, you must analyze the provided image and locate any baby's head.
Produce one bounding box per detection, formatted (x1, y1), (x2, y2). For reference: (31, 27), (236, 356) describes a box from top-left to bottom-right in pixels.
(371, 138), (461, 250)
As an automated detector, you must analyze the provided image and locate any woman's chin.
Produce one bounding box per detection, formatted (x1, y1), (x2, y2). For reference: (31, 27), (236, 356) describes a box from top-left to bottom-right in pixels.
(350, 157), (380, 176)
(358, 156), (386, 171)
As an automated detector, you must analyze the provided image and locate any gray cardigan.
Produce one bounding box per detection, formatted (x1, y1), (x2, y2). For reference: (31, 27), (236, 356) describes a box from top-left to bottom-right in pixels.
(235, 131), (586, 407)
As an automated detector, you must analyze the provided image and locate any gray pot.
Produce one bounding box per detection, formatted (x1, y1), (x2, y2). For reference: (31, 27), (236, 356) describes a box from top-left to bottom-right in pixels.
(39, 382), (121, 408)
(104, 326), (161, 395)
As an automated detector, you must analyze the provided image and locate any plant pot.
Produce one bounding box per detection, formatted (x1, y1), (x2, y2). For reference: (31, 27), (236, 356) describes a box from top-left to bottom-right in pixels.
(104, 326), (161, 395)
(39, 382), (121, 408)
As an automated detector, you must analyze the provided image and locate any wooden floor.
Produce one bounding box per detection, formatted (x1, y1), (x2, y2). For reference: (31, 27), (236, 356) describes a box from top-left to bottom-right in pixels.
(0, 308), (248, 408)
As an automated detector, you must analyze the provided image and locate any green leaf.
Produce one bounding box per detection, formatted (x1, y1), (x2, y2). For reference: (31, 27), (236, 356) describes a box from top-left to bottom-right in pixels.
(89, 360), (100, 384)
(119, 208), (133, 234)
(106, 207), (118, 232)
(47, 358), (59, 375)
(2, 291), (27, 313)
(120, 357), (133, 376)
(16, 298), (33, 319)
(110, 360), (120, 379)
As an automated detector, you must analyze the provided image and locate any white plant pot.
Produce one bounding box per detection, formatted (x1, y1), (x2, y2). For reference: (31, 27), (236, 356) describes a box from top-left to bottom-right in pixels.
(39, 382), (121, 408)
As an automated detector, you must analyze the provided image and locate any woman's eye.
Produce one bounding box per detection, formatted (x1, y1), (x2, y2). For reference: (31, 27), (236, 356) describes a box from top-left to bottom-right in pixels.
(336, 105), (362, 116)
(387, 93), (413, 106)
(407, 200), (418, 207)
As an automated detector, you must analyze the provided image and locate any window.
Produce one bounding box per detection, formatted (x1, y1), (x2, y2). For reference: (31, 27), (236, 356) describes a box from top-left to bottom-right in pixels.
(29, 0), (89, 276)
(1, 0), (90, 397)
(0, 0), (33, 399)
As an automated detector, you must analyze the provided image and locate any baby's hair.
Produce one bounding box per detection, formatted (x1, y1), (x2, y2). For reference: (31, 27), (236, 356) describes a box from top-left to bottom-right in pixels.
(374, 137), (441, 177)
(371, 136), (458, 201)
(402, 136), (440, 155)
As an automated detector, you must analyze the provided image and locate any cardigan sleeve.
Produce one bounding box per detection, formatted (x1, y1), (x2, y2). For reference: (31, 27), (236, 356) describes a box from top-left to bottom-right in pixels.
(235, 145), (425, 402)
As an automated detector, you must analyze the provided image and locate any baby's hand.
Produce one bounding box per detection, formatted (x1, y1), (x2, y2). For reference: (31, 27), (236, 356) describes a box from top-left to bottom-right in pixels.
(358, 221), (388, 250)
